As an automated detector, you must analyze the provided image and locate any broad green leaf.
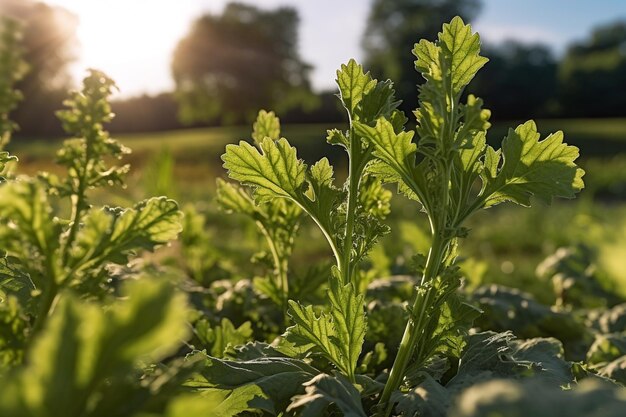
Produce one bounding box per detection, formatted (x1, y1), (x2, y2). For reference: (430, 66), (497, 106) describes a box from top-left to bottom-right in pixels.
(359, 79), (402, 124)
(286, 300), (344, 372)
(392, 373), (450, 417)
(0, 278), (188, 417)
(222, 137), (306, 202)
(439, 17), (489, 94)
(286, 279), (366, 380)
(252, 110), (280, 145)
(66, 197), (183, 275)
(0, 180), (60, 259)
(511, 337), (574, 386)
(190, 352), (318, 415)
(354, 118), (417, 188)
(215, 178), (256, 215)
(413, 17), (487, 96)
(450, 378), (626, 417)
(193, 318), (253, 358)
(288, 373), (367, 417)
(164, 390), (261, 417)
(481, 120), (585, 207)
(336, 59), (376, 117)
(471, 285), (584, 342)
(328, 279), (367, 380)
(0, 295), (28, 369)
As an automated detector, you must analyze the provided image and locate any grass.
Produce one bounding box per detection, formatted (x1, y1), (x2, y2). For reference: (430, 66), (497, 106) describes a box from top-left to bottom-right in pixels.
(9, 118), (626, 199)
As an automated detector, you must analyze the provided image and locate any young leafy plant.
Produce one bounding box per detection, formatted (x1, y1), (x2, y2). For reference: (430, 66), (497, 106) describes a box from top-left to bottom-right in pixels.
(217, 110), (303, 312)
(220, 16), (585, 416)
(0, 63), (195, 416)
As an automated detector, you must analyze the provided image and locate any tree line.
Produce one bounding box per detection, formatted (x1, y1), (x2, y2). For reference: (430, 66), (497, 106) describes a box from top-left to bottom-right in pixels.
(3, 0), (626, 137)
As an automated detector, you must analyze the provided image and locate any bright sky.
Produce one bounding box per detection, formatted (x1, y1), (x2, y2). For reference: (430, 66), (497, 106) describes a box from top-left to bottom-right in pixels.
(43, 0), (626, 98)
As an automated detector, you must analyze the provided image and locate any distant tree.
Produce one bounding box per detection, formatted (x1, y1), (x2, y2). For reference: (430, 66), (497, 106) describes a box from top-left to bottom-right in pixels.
(470, 41), (558, 120)
(0, 0), (78, 137)
(109, 93), (182, 133)
(362, 0), (481, 114)
(172, 2), (316, 125)
(559, 20), (626, 117)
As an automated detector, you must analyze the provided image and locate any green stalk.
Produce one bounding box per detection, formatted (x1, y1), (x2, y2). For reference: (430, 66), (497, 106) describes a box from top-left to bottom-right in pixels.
(378, 160), (453, 415)
(341, 127), (361, 286)
(377, 231), (449, 415)
(31, 254), (59, 336)
(257, 221), (289, 311)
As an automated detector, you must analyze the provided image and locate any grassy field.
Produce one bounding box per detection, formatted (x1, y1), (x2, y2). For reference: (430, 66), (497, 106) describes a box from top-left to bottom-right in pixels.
(9, 118), (626, 202)
(11, 117), (626, 168)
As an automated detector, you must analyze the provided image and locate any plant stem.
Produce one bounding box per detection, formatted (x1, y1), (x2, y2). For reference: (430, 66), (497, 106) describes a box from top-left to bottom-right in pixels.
(377, 230), (449, 415)
(31, 254), (59, 336)
(258, 222), (289, 312)
(378, 160), (452, 416)
(341, 147), (360, 286)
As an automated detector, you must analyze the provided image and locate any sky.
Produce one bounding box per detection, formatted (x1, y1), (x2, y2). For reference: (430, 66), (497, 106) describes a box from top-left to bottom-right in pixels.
(42, 0), (626, 98)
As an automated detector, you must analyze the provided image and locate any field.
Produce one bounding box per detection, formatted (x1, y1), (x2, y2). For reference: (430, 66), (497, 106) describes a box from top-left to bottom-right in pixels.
(3, 17), (626, 417)
(10, 118), (626, 302)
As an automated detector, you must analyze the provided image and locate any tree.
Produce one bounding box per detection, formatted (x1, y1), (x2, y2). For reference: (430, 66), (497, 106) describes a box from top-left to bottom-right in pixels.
(0, 0), (78, 137)
(559, 20), (626, 117)
(470, 41), (558, 120)
(172, 2), (315, 125)
(362, 0), (481, 114)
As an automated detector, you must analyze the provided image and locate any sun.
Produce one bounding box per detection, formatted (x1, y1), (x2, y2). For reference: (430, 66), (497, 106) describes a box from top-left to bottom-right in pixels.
(44, 0), (199, 97)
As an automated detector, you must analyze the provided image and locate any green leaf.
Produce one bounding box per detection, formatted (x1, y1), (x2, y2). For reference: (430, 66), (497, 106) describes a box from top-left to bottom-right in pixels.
(288, 373), (367, 417)
(471, 285), (585, 342)
(481, 120), (585, 207)
(587, 333), (626, 365)
(189, 352), (318, 415)
(450, 379), (626, 417)
(66, 197), (183, 276)
(222, 137), (306, 202)
(392, 373), (450, 417)
(193, 318), (253, 358)
(0, 278), (189, 417)
(439, 17), (489, 94)
(354, 118), (419, 201)
(597, 356), (626, 384)
(164, 390), (261, 417)
(252, 110), (280, 145)
(286, 278), (366, 380)
(326, 128), (349, 147)
(215, 178), (256, 215)
(286, 300), (344, 372)
(336, 59), (376, 118)
(328, 279), (367, 380)
(0, 180), (60, 259)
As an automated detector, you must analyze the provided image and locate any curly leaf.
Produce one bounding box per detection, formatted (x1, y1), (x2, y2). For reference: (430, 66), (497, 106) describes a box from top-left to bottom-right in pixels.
(286, 301), (344, 372)
(481, 120), (585, 207)
(222, 137), (306, 202)
(288, 373), (367, 417)
(252, 110), (280, 145)
(67, 197), (183, 273)
(0, 278), (188, 417)
(336, 59), (376, 118)
(190, 352), (318, 415)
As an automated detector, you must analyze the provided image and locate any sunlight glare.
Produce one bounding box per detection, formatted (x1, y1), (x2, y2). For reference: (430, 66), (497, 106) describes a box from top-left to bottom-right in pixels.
(45, 0), (197, 97)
